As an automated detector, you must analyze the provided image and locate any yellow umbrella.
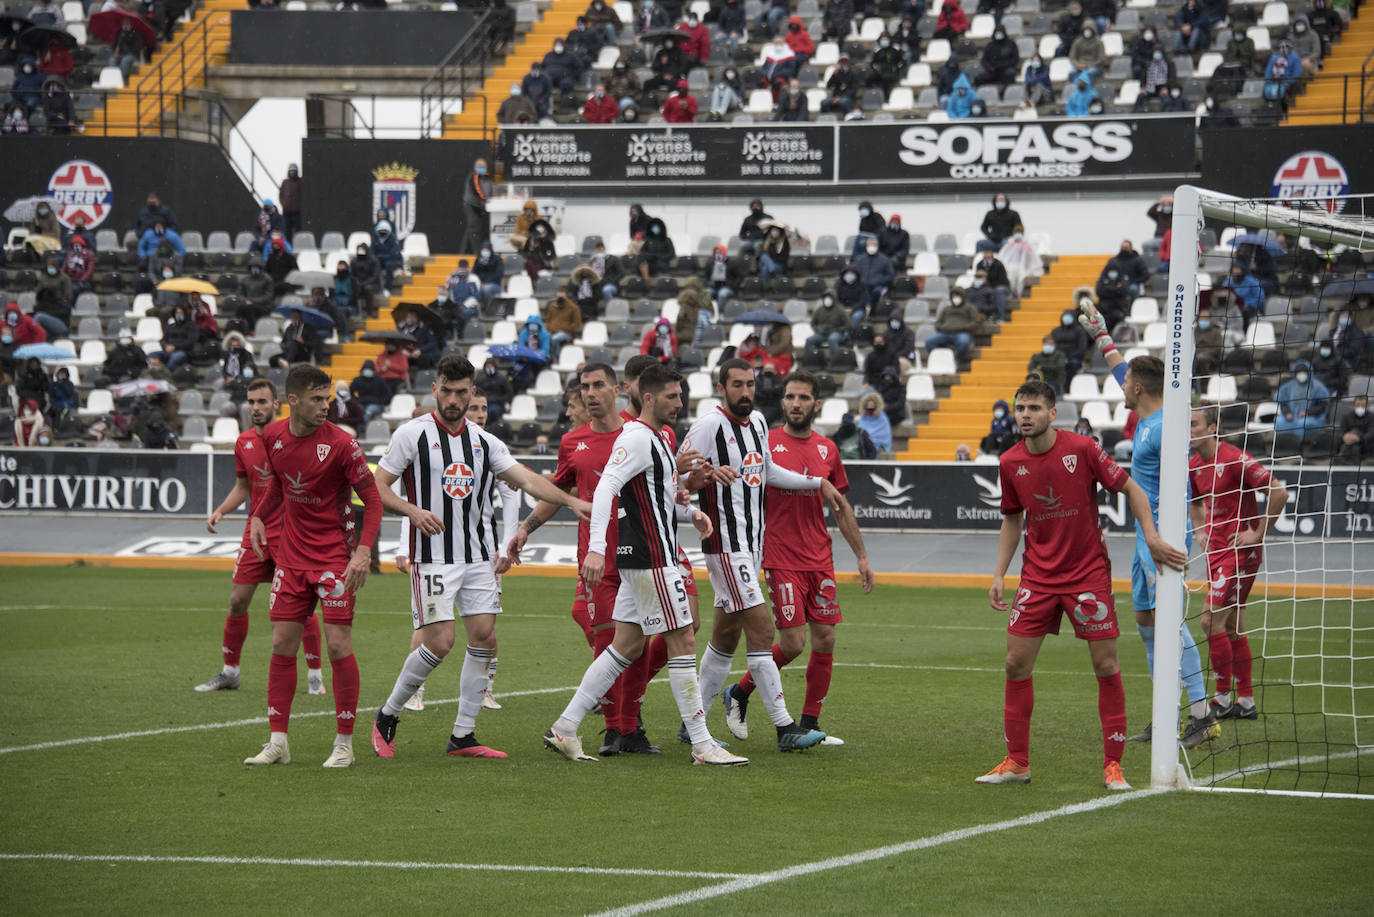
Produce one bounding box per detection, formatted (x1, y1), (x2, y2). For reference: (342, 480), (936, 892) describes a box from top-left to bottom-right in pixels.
(156, 277), (219, 295)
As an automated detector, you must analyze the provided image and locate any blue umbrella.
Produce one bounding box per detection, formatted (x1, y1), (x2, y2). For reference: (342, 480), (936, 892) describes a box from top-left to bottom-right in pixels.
(730, 310), (791, 325)
(1229, 233), (1285, 255)
(12, 343), (75, 361)
(487, 343), (547, 363)
(275, 303), (334, 331)
(1320, 277), (1374, 298)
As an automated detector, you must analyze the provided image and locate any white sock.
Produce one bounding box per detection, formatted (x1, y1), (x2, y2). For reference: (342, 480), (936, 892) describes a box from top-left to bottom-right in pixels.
(307, 668), (323, 685)
(333, 734), (351, 750)
(269, 730), (288, 747)
(381, 645), (443, 717)
(223, 664), (240, 677)
(487, 654), (499, 696)
(1237, 696), (1255, 710)
(557, 647), (631, 732)
(697, 642), (734, 710)
(1190, 699), (1209, 719)
(748, 650), (793, 728)
(453, 646), (494, 737)
(1215, 692), (1231, 705)
(668, 655), (711, 747)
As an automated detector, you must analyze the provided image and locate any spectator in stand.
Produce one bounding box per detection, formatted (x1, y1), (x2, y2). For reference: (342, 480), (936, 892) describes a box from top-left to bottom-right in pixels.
(1307, 0), (1342, 50)
(514, 315), (551, 389)
(703, 243), (741, 310)
(643, 43), (690, 96)
(374, 339), (409, 392)
(820, 56), (859, 115)
(240, 258), (274, 325)
(137, 220), (185, 264)
(478, 357), (514, 421)
(606, 60), (640, 112)
(1023, 54), (1053, 107)
(945, 72), (977, 119)
(395, 306), (438, 370)
(934, 54), (963, 105)
(785, 15), (813, 65)
(38, 35), (72, 83)
(638, 217), (675, 278)
(857, 391), (893, 453)
(1055, 0), (1086, 57)
(1051, 308), (1090, 382)
(446, 259), (483, 309)
(543, 38), (584, 107)
(1069, 23), (1105, 84)
(160, 305), (198, 372)
(522, 61), (554, 118)
(29, 0), (66, 29)
(926, 287), (982, 362)
(757, 0), (789, 37)
(1328, 308), (1365, 371)
(878, 214), (910, 272)
(977, 192), (1022, 254)
(821, 0), (853, 42)
(640, 316), (677, 364)
(472, 241), (504, 304)
(628, 203), (653, 239)
(764, 323), (793, 375)
(834, 411), (878, 459)
(327, 379), (364, 433)
(585, 239), (622, 305)
(836, 264), (869, 330)
(1065, 73), (1099, 117)
(275, 309), (316, 365)
(251, 199), (284, 251)
(714, 0), (747, 56)
(1108, 239), (1149, 297)
(676, 275), (711, 344)
(1337, 395), (1373, 463)
(351, 359), (391, 422)
(966, 268), (1000, 323)
(584, 0), (621, 47)
(1263, 40), (1303, 100)
(110, 20), (147, 80)
(678, 11), (710, 65)
(980, 399), (1017, 455)
(707, 67), (743, 120)
(863, 331), (901, 384)
(883, 314), (917, 373)
(1274, 360), (1330, 441)
(371, 218), (403, 291)
(635, 0), (670, 38)
(852, 236), (895, 311)
(582, 83), (620, 123)
(1175, 0), (1211, 54)
(139, 410), (179, 450)
(1094, 261), (1131, 329)
(100, 332), (146, 384)
(1084, 0), (1116, 34)
(892, 14), (923, 63)
(567, 16), (605, 67)
(976, 25), (1019, 87)
(876, 367), (907, 430)
(219, 331), (256, 389)
(137, 192), (179, 236)
(772, 77), (808, 121)
(278, 164), (302, 241)
(1135, 48), (1176, 110)
(1129, 28), (1161, 82)
(853, 200), (885, 259)
(544, 291), (582, 358)
(758, 223), (791, 288)
(522, 221), (557, 282)
(737, 330), (766, 368)
(62, 235), (95, 294)
(1311, 339), (1348, 399)
(975, 247), (1011, 322)
(1192, 303), (1224, 376)
(64, 214), (95, 252)
(496, 84), (537, 161)
(738, 198), (772, 256)
(867, 35), (906, 99)
(1222, 264), (1265, 325)
(440, 291), (481, 345)
(998, 226), (1040, 295)
(761, 33), (798, 83)
(662, 79), (698, 122)
(1026, 334), (1067, 393)
(807, 293), (851, 362)
(15, 357), (51, 413)
(264, 232), (297, 287)
(1146, 193), (1174, 237)
(933, 0), (969, 40)
(33, 255), (72, 340)
(331, 257), (355, 316)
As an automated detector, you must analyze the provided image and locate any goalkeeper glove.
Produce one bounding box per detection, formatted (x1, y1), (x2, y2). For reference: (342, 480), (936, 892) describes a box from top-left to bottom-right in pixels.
(1078, 300), (1117, 357)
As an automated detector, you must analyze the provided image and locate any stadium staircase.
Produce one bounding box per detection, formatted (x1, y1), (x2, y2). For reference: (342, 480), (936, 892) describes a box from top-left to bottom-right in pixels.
(87, 0), (239, 136)
(326, 255), (461, 388)
(442, 2), (583, 140)
(898, 254), (1104, 461)
(1285, 12), (1374, 125)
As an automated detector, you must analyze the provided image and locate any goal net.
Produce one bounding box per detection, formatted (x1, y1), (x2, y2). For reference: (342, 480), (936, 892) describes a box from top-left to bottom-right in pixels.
(1150, 186), (1374, 798)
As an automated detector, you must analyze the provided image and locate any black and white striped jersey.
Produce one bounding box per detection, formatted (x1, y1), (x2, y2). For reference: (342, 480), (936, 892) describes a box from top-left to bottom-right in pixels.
(685, 406), (821, 556)
(589, 419), (688, 570)
(379, 414), (517, 564)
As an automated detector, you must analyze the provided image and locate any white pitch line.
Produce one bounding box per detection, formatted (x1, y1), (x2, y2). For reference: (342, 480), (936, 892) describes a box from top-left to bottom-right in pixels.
(594, 789), (1167, 916)
(1194, 748), (1364, 786)
(0, 685), (576, 756)
(0, 852), (745, 880)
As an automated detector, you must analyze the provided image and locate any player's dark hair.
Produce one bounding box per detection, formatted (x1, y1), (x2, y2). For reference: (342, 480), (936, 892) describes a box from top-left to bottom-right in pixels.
(717, 357), (752, 384)
(1193, 403), (1219, 430)
(622, 354), (658, 382)
(285, 364), (331, 397)
(580, 362), (618, 385)
(470, 385), (487, 400)
(436, 354), (475, 384)
(246, 377), (277, 399)
(1014, 379), (1057, 408)
(783, 370), (819, 398)
(638, 363), (683, 397)
(1128, 354), (1165, 398)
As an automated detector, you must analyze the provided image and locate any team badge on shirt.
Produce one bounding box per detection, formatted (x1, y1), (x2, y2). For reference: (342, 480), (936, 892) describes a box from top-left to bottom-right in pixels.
(317, 444), (331, 462)
(741, 451), (764, 487)
(817, 444), (828, 460)
(1062, 455), (1078, 473)
(442, 462), (475, 499)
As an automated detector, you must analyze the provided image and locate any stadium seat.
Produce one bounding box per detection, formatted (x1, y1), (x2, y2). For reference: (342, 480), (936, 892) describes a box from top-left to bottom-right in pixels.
(906, 373), (937, 408)
(883, 87), (915, 112)
(75, 340), (106, 368)
(926, 348), (957, 377)
(687, 371), (713, 401)
(362, 419), (391, 445)
(489, 321), (517, 344)
(1141, 322), (1167, 351)
(1244, 321), (1277, 348)
(902, 63), (932, 87)
(134, 317), (163, 344)
(504, 274), (533, 298)
(923, 39), (951, 64)
(1101, 374), (1124, 403)
(1127, 297), (1160, 327)
(555, 345), (585, 372)
(531, 369), (563, 398)
(1260, 2), (1289, 27)
(817, 397), (848, 427)
(506, 394), (537, 423)
(577, 322), (608, 347)
(1080, 400), (1113, 429)
(746, 89), (775, 114)
(1065, 373), (1101, 402)
(1199, 374), (1239, 403)
(181, 416), (209, 442)
(208, 417), (240, 446)
(384, 393), (417, 422)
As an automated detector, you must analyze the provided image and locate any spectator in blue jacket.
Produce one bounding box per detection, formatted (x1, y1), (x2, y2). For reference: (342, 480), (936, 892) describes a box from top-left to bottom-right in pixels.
(137, 221), (185, 262)
(1065, 74), (1099, 116)
(514, 314), (551, 390)
(522, 61), (554, 118)
(1273, 359), (1330, 440)
(472, 241), (505, 304)
(1222, 264), (1266, 323)
(1263, 40), (1303, 99)
(852, 237), (896, 309)
(945, 72), (975, 118)
(1023, 54), (1053, 106)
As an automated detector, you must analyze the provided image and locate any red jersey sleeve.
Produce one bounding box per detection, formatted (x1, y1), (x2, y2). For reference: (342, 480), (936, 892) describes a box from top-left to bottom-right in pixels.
(1240, 452), (1273, 491)
(829, 448), (850, 494)
(341, 436), (371, 486)
(1088, 440), (1129, 492)
(999, 456), (1023, 514)
(233, 437), (247, 478)
(552, 433), (577, 490)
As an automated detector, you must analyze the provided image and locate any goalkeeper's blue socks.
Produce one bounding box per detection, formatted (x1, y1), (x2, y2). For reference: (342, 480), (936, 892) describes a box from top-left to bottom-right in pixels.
(1180, 622), (1209, 713)
(1138, 624), (1156, 673)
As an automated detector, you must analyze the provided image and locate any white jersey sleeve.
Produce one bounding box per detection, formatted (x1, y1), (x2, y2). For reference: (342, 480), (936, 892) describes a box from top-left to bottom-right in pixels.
(378, 419), (420, 478)
(588, 425), (653, 556)
(760, 426), (822, 490)
(496, 480), (520, 557)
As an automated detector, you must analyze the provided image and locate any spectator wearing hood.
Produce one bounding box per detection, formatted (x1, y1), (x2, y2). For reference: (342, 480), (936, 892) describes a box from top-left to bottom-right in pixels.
(628, 203), (653, 239)
(853, 200), (884, 259)
(1337, 396), (1373, 463)
(1175, 0), (1210, 53)
(137, 221), (185, 262)
(544, 292), (583, 357)
(738, 198), (772, 255)
(1051, 308), (1090, 381)
(522, 61), (554, 117)
(820, 56), (859, 114)
(160, 305), (198, 372)
(275, 164), (303, 240)
(237, 258), (273, 325)
(638, 218), (676, 278)
(34, 255), (72, 339)
(933, 0), (969, 40)
(49, 365), (77, 425)
(251, 199), (284, 249)
(1263, 40), (1303, 99)
(703, 243), (741, 310)
(976, 26), (1019, 87)
(1135, 47), (1176, 109)
(12, 398), (50, 447)
(635, 0), (671, 38)
(857, 391), (893, 453)
(737, 330), (766, 368)
(351, 359), (392, 421)
(934, 55), (963, 105)
(1068, 22), (1105, 84)
(1055, 0), (1086, 56)
(640, 316), (677, 364)
(327, 379), (364, 432)
(219, 330), (256, 387)
(561, 263), (598, 321)
(472, 241), (504, 304)
(863, 332), (901, 384)
(61, 235), (95, 293)
(876, 368), (907, 428)
(927, 287), (983, 361)
(1065, 73), (1099, 117)
(998, 226), (1040, 294)
(807, 292), (851, 362)
(584, 0), (620, 46)
(883, 315), (917, 372)
(980, 399), (1017, 454)
(833, 410), (878, 459)
(478, 357), (514, 420)
(15, 357), (51, 413)
(350, 242), (384, 315)
(139, 410), (179, 449)
(1027, 334), (1068, 393)
(836, 264), (869, 329)
(10, 57), (44, 110)
(371, 219), (403, 290)
(878, 214), (911, 271)
(3, 302), (45, 352)
(100, 332), (146, 384)
(785, 15), (813, 62)
(1023, 54), (1053, 106)
(515, 314), (551, 390)
(852, 236), (896, 309)
(1274, 360), (1330, 440)
(606, 60), (641, 111)
(263, 232), (296, 287)
(1330, 309), (1366, 371)
(977, 192), (1022, 254)
(820, 0), (853, 41)
(1094, 262), (1131, 329)
(522, 221), (558, 282)
(1222, 265), (1265, 324)
(330, 257), (356, 313)
(4, 99), (31, 134)
(764, 323), (793, 376)
(1107, 239), (1149, 296)
(867, 34), (906, 97)
(1307, 0), (1342, 48)
(663, 80), (698, 122)
(892, 13), (923, 63)
(1311, 339), (1348, 399)
(714, 0), (747, 55)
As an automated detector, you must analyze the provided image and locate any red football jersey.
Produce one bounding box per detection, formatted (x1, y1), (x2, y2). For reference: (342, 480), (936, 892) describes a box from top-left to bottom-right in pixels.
(1189, 441), (1274, 555)
(554, 421), (623, 574)
(233, 427), (283, 547)
(999, 431), (1128, 591)
(259, 418), (376, 570)
(763, 427), (849, 571)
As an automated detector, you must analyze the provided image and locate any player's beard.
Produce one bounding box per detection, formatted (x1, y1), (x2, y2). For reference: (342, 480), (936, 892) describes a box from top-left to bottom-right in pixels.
(783, 404), (814, 436)
(725, 393), (753, 418)
(439, 402), (464, 425)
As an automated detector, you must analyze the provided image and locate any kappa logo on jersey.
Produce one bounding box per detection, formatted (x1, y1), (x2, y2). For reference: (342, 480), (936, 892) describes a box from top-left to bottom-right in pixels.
(575, 441), (590, 451)
(1016, 465), (1029, 476)
(741, 451), (765, 487)
(273, 439), (283, 450)
(244, 441), (254, 450)
(316, 571), (346, 598)
(317, 444), (331, 462)
(442, 462), (475, 499)
(773, 443), (787, 452)
(1062, 454), (1078, 474)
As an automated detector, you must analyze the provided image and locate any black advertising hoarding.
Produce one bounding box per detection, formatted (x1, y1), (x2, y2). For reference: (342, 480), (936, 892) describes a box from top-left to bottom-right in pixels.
(503, 125), (834, 184)
(1199, 125), (1374, 201)
(0, 448), (213, 516)
(229, 11), (478, 67)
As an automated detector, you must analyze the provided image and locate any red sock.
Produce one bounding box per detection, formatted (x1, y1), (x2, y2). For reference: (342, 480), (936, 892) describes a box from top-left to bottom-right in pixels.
(301, 614), (323, 672)
(222, 614), (249, 667)
(737, 644), (790, 697)
(802, 651), (833, 719)
(645, 635), (669, 681)
(1097, 672), (1127, 767)
(592, 627), (614, 658)
(1208, 632), (1234, 696)
(1004, 677), (1033, 767)
(267, 653), (295, 733)
(1230, 634), (1253, 698)
(616, 652), (652, 734)
(330, 654), (359, 736)
(571, 601), (594, 649)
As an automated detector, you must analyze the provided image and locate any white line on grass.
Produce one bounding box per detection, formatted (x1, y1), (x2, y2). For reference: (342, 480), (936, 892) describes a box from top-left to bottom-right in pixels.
(594, 789), (1167, 916)
(0, 685), (576, 756)
(0, 853), (746, 880)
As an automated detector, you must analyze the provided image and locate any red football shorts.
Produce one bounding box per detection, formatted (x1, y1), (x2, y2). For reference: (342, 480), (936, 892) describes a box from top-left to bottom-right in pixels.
(1207, 547), (1262, 609)
(269, 566), (356, 625)
(765, 568), (843, 629)
(1007, 577), (1118, 641)
(677, 548), (698, 597)
(232, 542), (276, 585)
(586, 573), (622, 627)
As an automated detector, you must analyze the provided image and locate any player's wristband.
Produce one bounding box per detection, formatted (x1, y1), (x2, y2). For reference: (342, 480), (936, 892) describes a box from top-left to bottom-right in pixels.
(1095, 332), (1117, 357)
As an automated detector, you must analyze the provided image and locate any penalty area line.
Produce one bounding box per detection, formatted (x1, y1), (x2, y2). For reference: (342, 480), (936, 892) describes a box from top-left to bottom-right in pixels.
(594, 789), (1167, 917)
(0, 852), (745, 880)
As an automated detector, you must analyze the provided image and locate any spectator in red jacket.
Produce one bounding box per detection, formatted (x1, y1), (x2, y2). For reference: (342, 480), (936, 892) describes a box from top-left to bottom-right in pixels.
(639, 317), (678, 363)
(677, 12), (710, 65)
(934, 0), (969, 40)
(582, 83), (620, 123)
(62, 236), (96, 292)
(3, 302), (47, 347)
(784, 15), (814, 63)
(662, 80), (698, 122)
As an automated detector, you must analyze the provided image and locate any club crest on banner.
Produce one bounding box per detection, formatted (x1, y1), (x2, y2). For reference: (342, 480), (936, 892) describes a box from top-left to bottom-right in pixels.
(371, 162), (419, 239)
(47, 159), (114, 229)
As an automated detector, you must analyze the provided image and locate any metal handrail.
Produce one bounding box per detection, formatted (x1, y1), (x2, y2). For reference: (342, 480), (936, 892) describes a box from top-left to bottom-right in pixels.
(127, 7), (230, 135)
(417, 2), (498, 142)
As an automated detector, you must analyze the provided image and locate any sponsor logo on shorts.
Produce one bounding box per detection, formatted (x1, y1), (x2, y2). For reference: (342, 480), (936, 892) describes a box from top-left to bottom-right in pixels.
(617, 545), (634, 554)
(817, 578), (838, 607)
(643, 616), (663, 628)
(1071, 592), (1113, 631)
(316, 571), (346, 599)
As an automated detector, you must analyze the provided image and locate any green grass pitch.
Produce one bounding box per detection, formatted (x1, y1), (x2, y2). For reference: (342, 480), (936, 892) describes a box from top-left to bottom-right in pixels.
(0, 567), (1370, 915)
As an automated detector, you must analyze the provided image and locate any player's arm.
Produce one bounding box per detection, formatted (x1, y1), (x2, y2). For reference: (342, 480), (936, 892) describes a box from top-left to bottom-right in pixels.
(1123, 477), (1188, 571)
(249, 470), (282, 560)
(1189, 493), (1207, 541)
(344, 461), (384, 594)
(207, 477), (250, 533)
(1236, 475), (1288, 547)
(1078, 299), (1126, 375)
(395, 514), (410, 573)
(372, 465), (444, 536)
(494, 480), (521, 574)
(832, 493), (874, 593)
(498, 464), (591, 520)
(582, 434), (650, 587)
(989, 511), (1023, 611)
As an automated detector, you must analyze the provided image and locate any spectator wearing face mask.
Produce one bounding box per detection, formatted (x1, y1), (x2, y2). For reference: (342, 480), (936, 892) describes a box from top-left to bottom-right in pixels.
(771, 77), (808, 122)
(864, 332), (901, 384)
(351, 360), (392, 422)
(738, 198), (772, 256)
(852, 237), (896, 311)
(640, 316), (677, 364)
(663, 79), (698, 123)
(544, 292), (583, 358)
(160, 306), (198, 372)
(33, 255), (72, 340)
(708, 67), (743, 120)
(1274, 360), (1329, 441)
(1192, 305), (1224, 376)
(1026, 334), (1067, 393)
(1065, 73), (1099, 117)
(927, 287), (983, 362)
(543, 38), (584, 104)
(1135, 47), (1177, 110)
(1023, 55), (1053, 107)
(1175, 0), (1211, 54)
(582, 82), (620, 123)
(878, 214), (910, 272)
(638, 217), (676, 278)
(883, 315), (917, 373)
(980, 399), (1017, 455)
(1094, 261), (1131, 329)
(219, 330), (256, 387)
(1129, 28), (1161, 82)
(853, 200), (884, 259)
(857, 391), (894, 453)
(1107, 239), (1149, 298)
(965, 268), (1000, 323)
(1337, 396), (1373, 463)
(945, 72), (976, 119)
(760, 33), (798, 82)
(1311, 338), (1348, 398)
(478, 358), (514, 421)
(61, 236), (95, 294)
(567, 15), (605, 67)
(100, 332), (146, 384)
(820, 56), (859, 114)
(807, 292), (851, 362)
(703, 243), (742, 310)
(977, 192), (1022, 254)
(784, 15), (813, 64)
(976, 26), (1019, 87)
(1330, 309), (1366, 371)
(139, 411), (178, 450)
(1054, 0), (1086, 56)
(238, 257), (273, 325)
(1146, 194), (1174, 238)
(137, 220), (185, 263)
(1222, 265), (1265, 325)
(472, 241), (504, 304)
(351, 243), (385, 315)
(836, 265), (869, 330)
(1263, 39), (1304, 100)
(867, 34), (906, 98)
(675, 12), (710, 64)
(891, 13), (923, 63)
(1051, 308), (1090, 381)
(584, 0), (620, 47)
(758, 224), (791, 288)
(974, 248), (1012, 322)
(327, 379), (365, 433)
